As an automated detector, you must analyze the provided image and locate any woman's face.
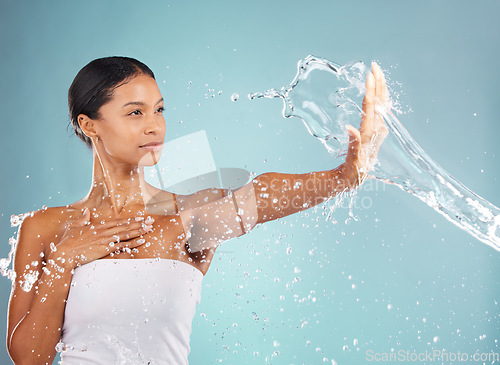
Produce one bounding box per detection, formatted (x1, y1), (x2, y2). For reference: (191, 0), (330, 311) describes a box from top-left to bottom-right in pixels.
(93, 74), (166, 166)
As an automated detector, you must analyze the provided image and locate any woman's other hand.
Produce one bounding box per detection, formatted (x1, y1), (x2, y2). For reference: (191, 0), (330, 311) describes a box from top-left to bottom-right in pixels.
(48, 208), (153, 271)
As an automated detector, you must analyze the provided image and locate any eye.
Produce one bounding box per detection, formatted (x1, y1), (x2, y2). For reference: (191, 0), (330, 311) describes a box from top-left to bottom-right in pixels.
(156, 106), (164, 113)
(129, 109), (142, 116)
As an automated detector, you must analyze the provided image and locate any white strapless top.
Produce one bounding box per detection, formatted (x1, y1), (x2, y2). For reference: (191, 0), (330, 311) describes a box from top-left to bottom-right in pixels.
(60, 259), (204, 364)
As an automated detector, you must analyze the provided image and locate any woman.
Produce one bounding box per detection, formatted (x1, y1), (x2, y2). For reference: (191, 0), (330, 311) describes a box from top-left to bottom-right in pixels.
(6, 56), (388, 364)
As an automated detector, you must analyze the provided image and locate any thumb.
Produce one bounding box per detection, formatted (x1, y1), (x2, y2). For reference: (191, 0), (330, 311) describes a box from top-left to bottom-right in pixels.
(346, 125), (361, 157)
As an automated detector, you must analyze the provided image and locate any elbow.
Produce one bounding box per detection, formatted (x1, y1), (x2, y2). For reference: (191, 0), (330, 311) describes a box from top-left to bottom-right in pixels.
(7, 339), (55, 365)
(6, 335), (18, 364)
(8, 351), (54, 365)
(7, 348), (23, 365)
(7, 343), (27, 365)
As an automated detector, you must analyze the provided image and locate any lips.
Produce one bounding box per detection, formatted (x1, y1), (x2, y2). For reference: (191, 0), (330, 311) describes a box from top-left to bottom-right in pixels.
(140, 141), (164, 148)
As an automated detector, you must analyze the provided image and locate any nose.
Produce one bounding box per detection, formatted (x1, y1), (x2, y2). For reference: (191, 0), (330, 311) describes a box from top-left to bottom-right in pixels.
(145, 113), (165, 135)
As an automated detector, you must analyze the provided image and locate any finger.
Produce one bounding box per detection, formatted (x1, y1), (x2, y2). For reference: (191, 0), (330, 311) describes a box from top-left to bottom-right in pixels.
(370, 63), (391, 136)
(372, 62), (390, 106)
(346, 125), (361, 160)
(379, 68), (389, 104)
(119, 236), (148, 250)
(91, 215), (145, 230)
(98, 228), (150, 250)
(361, 72), (376, 141)
(97, 221), (153, 240)
(362, 71), (375, 117)
(371, 62), (380, 101)
(83, 221), (150, 247)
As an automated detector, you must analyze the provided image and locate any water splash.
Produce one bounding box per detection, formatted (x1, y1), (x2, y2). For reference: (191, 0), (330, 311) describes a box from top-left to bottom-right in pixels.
(249, 55), (500, 251)
(0, 213), (32, 284)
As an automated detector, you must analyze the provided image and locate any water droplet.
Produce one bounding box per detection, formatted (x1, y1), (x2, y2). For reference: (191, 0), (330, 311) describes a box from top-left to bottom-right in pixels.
(231, 93), (239, 102)
(55, 342), (64, 352)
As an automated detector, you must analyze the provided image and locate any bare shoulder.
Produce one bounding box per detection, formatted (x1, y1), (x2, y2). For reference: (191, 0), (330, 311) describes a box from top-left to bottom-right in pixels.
(15, 205), (80, 257)
(19, 205), (75, 232)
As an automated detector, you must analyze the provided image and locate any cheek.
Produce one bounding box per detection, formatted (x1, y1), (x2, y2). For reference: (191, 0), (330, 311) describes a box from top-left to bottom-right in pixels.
(102, 125), (139, 152)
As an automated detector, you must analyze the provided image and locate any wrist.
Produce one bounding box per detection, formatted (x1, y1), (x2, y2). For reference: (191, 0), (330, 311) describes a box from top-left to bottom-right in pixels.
(45, 253), (75, 275)
(337, 162), (365, 191)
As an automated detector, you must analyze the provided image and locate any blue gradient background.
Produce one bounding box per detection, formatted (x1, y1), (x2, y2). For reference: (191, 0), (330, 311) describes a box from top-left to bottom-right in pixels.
(1, 1), (499, 364)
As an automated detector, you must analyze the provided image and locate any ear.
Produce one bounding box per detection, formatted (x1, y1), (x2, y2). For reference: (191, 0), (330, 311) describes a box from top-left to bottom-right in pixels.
(78, 114), (98, 139)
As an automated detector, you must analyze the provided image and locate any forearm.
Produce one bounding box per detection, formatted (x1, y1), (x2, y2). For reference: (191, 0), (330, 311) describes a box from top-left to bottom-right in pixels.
(8, 262), (73, 364)
(252, 163), (352, 224)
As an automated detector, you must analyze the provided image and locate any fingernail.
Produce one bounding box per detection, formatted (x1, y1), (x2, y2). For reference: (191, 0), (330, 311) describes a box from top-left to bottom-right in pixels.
(135, 217), (145, 222)
(373, 63), (383, 78)
(137, 238), (145, 244)
(367, 73), (375, 88)
(145, 216), (155, 224)
(143, 224), (153, 230)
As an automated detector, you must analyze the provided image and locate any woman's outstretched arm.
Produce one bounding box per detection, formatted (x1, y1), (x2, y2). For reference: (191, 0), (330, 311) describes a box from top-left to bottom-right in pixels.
(251, 164), (349, 224)
(179, 63), (388, 253)
(252, 62), (389, 224)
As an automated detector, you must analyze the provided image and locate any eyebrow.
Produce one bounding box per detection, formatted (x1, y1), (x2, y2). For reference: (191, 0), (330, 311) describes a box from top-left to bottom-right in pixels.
(122, 98), (164, 109)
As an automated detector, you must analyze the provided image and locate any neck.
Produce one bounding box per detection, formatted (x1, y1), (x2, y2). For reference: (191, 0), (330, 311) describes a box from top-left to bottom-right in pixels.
(84, 148), (156, 216)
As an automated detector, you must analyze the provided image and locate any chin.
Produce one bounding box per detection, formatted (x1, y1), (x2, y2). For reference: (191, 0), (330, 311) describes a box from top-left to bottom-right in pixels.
(138, 151), (162, 166)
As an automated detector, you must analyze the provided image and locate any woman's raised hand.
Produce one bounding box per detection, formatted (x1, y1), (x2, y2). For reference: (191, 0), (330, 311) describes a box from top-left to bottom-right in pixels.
(47, 208), (154, 271)
(343, 62), (390, 188)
